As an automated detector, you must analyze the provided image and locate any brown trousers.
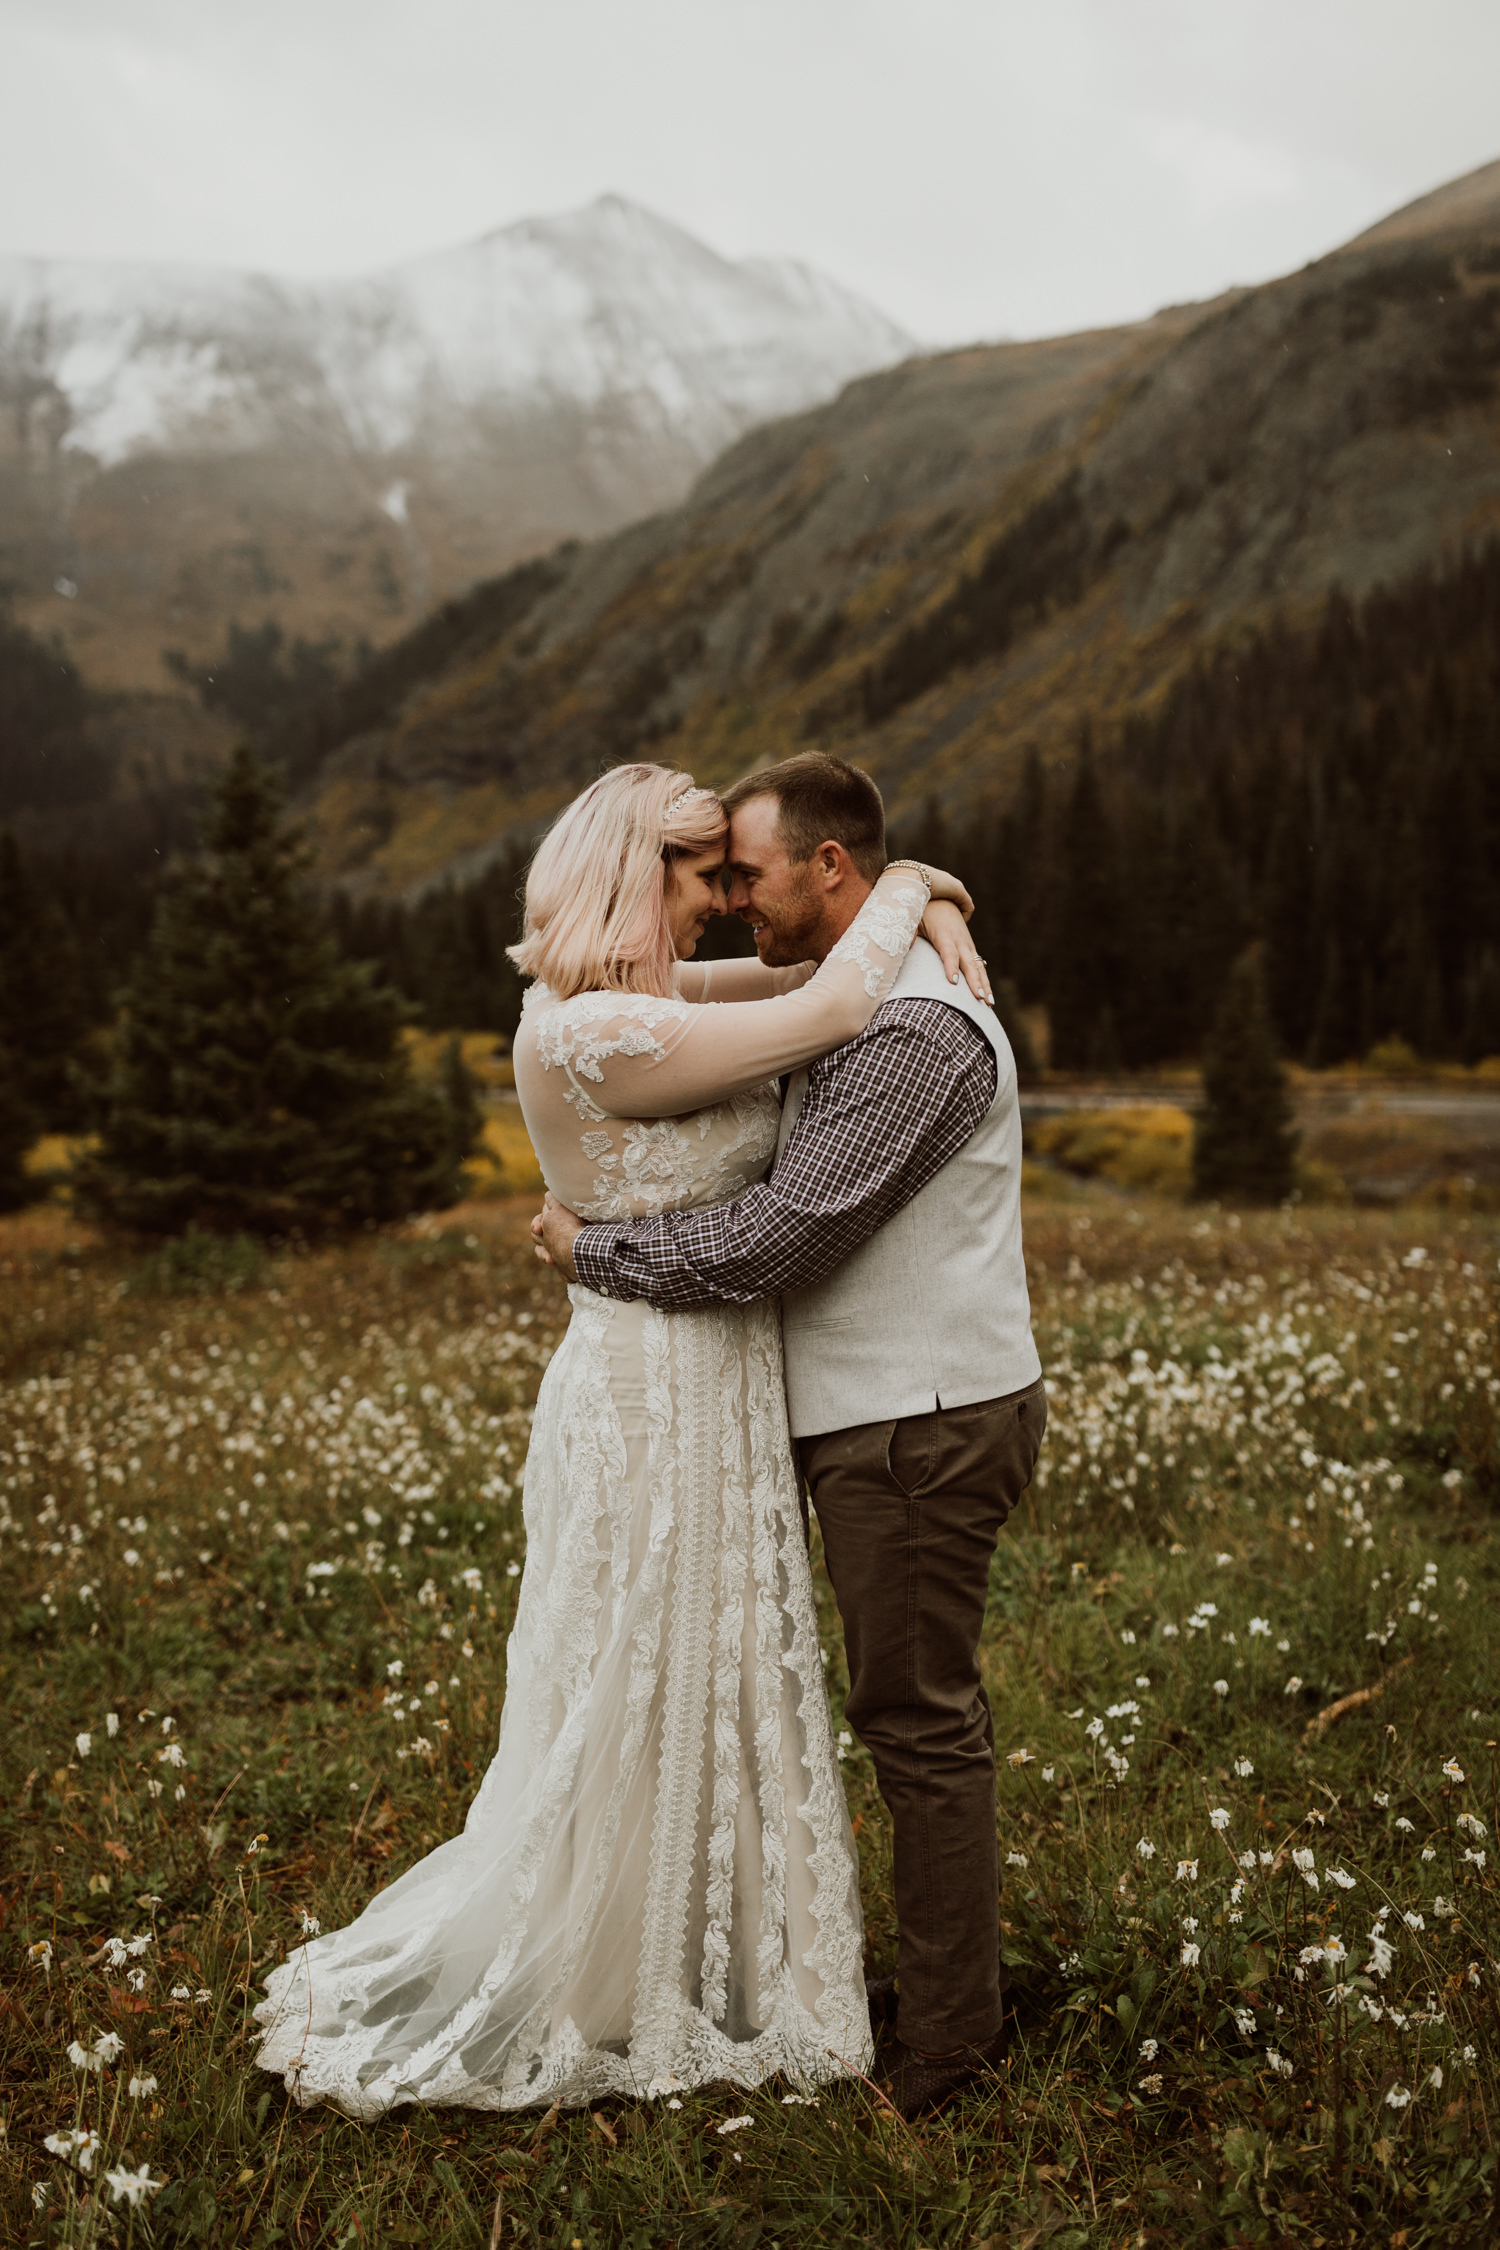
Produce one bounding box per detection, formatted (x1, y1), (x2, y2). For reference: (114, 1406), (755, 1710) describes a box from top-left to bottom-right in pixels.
(798, 1378), (1046, 2051)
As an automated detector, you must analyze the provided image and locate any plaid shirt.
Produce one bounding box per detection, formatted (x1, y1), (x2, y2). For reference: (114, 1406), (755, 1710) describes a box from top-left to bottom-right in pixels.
(570, 998), (996, 1309)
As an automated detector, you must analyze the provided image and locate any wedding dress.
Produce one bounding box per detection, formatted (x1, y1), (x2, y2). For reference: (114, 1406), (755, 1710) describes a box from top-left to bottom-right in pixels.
(253, 868), (929, 2116)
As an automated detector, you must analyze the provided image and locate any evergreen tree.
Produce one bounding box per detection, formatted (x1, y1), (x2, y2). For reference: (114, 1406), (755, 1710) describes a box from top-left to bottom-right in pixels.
(1192, 948), (1299, 1205)
(1047, 733), (1123, 1069)
(0, 831), (94, 1127)
(438, 1036), (485, 1181)
(0, 1040), (38, 1212)
(76, 748), (479, 1236)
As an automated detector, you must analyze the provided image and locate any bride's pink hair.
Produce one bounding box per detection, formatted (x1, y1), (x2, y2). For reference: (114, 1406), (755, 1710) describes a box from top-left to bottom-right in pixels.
(508, 764), (728, 999)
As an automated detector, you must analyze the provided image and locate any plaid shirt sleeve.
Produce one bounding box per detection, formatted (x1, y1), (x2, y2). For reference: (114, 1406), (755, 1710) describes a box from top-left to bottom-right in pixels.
(570, 998), (997, 1309)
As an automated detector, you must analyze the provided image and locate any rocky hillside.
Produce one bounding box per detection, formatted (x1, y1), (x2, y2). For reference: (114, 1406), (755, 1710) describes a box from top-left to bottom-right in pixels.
(280, 158), (1500, 899)
(0, 196), (912, 694)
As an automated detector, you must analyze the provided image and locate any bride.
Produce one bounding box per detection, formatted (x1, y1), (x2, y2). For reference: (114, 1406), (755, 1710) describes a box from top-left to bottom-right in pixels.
(254, 763), (979, 2116)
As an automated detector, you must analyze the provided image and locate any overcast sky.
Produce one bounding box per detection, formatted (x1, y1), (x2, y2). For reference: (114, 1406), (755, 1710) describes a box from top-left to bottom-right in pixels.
(2, 0), (1496, 343)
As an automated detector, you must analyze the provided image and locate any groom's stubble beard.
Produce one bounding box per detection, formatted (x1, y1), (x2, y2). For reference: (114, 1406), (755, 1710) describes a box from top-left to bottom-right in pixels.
(744, 859), (839, 967)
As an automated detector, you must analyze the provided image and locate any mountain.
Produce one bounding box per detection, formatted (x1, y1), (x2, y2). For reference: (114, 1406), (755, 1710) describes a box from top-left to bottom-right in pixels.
(279, 157), (1500, 898)
(0, 196), (913, 692)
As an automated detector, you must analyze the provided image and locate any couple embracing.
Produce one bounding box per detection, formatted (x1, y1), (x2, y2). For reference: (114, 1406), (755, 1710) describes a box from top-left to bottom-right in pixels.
(256, 753), (1046, 2125)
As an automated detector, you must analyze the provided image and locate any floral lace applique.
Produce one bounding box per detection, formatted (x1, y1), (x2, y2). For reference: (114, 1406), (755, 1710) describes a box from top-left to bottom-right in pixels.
(827, 876), (927, 997)
(581, 1089), (779, 1222)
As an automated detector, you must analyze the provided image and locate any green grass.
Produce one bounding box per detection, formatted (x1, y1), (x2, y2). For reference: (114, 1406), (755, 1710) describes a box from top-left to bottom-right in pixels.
(1, 1192), (1497, 2247)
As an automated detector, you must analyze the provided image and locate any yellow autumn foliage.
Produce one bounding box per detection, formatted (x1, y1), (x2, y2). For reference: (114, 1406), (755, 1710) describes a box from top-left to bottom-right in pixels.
(1030, 1105), (1194, 1197)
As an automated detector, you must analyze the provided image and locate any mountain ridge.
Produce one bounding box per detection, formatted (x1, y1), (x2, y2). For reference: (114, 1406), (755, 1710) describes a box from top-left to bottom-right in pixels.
(279, 157), (1500, 899)
(0, 194), (913, 693)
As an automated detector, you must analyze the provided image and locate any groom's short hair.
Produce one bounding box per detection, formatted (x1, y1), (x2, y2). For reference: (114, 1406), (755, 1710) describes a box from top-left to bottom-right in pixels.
(722, 754), (886, 881)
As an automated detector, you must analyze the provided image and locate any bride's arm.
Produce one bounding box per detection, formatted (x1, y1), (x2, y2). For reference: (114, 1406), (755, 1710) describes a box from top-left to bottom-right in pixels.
(674, 957), (815, 1003)
(579, 865), (933, 1119)
(674, 903), (989, 1008)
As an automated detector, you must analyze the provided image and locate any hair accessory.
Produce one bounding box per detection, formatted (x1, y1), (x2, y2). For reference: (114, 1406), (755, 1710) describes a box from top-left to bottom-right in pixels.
(662, 784), (720, 826)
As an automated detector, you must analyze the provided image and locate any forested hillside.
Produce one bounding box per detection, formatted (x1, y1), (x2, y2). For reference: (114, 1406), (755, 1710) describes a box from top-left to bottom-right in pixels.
(4, 160), (1499, 1070)
(268, 157), (1500, 908)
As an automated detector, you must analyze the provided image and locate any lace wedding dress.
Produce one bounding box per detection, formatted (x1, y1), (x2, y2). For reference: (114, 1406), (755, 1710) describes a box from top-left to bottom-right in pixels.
(253, 869), (929, 2116)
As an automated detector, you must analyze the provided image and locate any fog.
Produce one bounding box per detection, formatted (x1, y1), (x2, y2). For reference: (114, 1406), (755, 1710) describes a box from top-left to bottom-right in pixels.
(2, 0), (1497, 341)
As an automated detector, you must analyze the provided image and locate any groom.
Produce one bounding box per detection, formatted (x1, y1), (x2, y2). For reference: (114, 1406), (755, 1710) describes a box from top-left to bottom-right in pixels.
(537, 752), (1045, 2119)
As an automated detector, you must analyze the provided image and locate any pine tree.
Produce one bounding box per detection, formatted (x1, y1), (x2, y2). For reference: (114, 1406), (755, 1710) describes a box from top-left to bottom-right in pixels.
(0, 1040), (38, 1212)
(0, 831), (94, 1127)
(76, 748), (479, 1236)
(1192, 948), (1299, 1205)
(1047, 732), (1123, 1069)
(438, 1036), (484, 1181)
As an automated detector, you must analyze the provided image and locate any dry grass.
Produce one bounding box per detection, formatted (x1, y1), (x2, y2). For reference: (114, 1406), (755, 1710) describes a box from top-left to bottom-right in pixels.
(2, 1190), (1497, 2246)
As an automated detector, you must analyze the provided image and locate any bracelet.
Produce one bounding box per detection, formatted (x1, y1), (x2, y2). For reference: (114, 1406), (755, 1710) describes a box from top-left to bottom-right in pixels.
(885, 857), (932, 895)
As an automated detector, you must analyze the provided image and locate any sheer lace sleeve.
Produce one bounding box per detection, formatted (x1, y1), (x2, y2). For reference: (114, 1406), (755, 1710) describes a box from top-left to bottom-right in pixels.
(528, 867), (928, 1122)
(674, 958), (815, 1003)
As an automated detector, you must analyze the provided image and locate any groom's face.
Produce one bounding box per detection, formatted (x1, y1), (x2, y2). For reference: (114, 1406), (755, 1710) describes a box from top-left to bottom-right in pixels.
(726, 798), (832, 967)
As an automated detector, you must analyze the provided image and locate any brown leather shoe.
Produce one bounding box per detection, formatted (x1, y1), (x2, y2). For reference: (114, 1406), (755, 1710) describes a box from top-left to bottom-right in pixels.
(865, 1974), (900, 2041)
(868, 2023), (1008, 2121)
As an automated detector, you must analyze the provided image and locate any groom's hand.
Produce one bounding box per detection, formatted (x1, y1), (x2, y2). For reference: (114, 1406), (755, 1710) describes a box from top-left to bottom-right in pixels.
(533, 1191), (585, 1281)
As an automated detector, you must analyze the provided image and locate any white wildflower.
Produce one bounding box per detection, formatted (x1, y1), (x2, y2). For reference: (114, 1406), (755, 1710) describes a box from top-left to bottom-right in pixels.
(1443, 1759), (1466, 1783)
(1265, 2049), (1294, 2079)
(105, 2163), (164, 2208)
(1385, 2083), (1412, 2110)
(76, 1733), (92, 1758)
(717, 2116), (754, 2135)
(1209, 1808), (1231, 1831)
(43, 2128), (100, 2172)
(1181, 1941), (1201, 1967)
(1177, 1859), (1199, 1883)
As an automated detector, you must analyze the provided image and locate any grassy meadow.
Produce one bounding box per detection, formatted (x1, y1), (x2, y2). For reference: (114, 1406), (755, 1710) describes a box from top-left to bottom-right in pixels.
(2, 1182), (1497, 2248)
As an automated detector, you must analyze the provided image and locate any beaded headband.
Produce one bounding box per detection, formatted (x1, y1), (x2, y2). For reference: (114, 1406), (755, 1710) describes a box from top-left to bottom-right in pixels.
(662, 784), (721, 827)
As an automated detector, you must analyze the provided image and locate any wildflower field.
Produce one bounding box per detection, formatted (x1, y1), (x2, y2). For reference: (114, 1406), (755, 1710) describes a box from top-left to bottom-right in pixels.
(2, 1190), (1497, 2248)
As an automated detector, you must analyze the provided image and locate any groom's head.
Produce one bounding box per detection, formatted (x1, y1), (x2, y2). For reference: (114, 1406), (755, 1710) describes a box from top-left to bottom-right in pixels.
(722, 754), (886, 967)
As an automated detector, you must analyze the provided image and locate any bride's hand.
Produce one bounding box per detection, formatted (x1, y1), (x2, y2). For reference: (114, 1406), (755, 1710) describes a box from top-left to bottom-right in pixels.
(912, 862), (974, 921)
(921, 899), (994, 1006)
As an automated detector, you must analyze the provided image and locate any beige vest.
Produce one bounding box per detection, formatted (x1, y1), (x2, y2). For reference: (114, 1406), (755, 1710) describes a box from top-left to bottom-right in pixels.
(776, 937), (1042, 1439)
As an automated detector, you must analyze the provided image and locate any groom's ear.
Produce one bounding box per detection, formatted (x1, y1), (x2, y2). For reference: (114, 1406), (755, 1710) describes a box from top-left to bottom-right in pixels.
(811, 839), (853, 890)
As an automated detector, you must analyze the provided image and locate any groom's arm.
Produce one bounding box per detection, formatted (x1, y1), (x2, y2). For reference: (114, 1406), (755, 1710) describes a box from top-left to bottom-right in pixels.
(569, 999), (996, 1309)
